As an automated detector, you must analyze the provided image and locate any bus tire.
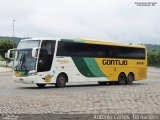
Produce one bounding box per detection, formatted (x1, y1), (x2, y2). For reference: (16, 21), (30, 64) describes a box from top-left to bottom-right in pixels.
(118, 73), (126, 85)
(36, 84), (46, 88)
(126, 73), (134, 85)
(55, 74), (67, 88)
(98, 81), (107, 85)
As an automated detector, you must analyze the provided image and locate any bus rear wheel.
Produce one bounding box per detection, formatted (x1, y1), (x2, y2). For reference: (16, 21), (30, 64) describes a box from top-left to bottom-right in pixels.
(126, 73), (134, 85)
(118, 73), (126, 85)
(55, 74), (67, 88)
(36, 84), (46, 88)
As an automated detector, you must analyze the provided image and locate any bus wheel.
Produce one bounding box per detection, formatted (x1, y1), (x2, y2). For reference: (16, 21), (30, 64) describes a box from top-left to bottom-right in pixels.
(126, 73), (134, 85)
(98, 81), (107, 85)
(55, 74), (67, 88)
(36, 84), (46, 88)
(118, 73), (126, 85)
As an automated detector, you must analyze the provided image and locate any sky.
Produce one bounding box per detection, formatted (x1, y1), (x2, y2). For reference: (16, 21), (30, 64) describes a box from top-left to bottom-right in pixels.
(0, 0), (160, 44)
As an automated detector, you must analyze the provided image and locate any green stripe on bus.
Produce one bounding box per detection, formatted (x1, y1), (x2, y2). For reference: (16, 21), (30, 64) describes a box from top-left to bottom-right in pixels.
(83, 58), (105, 77)
(61, 39), (74, 42)
(61, 39), (84, 43)
(71, 57), (96, 77)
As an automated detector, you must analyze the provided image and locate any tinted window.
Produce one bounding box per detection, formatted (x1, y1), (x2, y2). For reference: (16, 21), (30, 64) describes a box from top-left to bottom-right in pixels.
(107, 46), (145, 59)
(57, 41), (108, 57)
(56, 41), (145, 59)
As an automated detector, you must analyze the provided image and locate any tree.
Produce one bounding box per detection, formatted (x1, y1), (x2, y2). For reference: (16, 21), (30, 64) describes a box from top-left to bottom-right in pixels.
(0, 38), (16, 59)
(148, 49), (160, 67)
(157, 51), (160, 66)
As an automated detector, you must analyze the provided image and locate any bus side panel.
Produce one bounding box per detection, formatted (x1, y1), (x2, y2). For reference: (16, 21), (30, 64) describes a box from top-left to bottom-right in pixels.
(54, 57), (147, 83)
(96, 58), (147, 81)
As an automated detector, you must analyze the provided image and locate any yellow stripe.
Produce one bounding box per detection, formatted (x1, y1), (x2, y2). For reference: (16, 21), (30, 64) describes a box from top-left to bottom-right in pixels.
(78, 38), (146, 48)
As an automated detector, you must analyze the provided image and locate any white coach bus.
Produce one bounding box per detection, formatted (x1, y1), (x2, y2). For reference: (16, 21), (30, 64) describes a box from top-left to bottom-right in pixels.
(7, 38), (147, 88)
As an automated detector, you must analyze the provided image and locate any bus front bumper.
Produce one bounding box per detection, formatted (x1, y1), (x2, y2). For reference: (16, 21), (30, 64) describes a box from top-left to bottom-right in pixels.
(13, 75), (37, 84)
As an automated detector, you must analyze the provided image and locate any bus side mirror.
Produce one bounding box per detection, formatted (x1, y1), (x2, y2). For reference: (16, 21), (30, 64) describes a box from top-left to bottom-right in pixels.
(5, 49), (15, 60)
(32, 47), (40, 58)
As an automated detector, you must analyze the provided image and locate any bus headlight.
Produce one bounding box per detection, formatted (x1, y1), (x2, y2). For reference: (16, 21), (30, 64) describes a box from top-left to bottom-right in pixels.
(28, 70), (37, 76)
(29, 72), (37, 76)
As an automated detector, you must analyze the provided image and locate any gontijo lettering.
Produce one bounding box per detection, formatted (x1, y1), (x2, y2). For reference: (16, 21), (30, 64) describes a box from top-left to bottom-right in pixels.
(102, 60), (128, 65)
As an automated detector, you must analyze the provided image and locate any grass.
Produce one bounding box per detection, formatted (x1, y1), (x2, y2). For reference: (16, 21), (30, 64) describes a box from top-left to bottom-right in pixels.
(0, 55), (5, 61)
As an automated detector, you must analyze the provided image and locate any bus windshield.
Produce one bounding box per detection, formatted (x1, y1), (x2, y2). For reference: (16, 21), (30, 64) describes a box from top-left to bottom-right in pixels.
(14, 40), (40, 71)
(14, 49), (37, 71)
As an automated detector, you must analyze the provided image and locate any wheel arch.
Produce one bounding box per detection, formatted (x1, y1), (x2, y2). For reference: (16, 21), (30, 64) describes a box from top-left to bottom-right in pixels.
(57, 72), (68, 82)
(118, 72), (126, 78)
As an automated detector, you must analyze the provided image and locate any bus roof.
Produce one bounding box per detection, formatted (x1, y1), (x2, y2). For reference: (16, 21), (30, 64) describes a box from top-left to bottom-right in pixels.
(20, 38), (146, 49)
(20, 38), (61, 41)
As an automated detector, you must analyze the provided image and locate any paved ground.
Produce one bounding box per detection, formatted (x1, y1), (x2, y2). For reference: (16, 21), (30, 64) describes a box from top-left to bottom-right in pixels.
(0, 61), (13, 72)
(0, 67), (12, 73)
(0, 67), (160, 116)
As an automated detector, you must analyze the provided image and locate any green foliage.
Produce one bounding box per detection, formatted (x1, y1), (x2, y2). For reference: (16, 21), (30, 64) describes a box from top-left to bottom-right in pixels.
(144, 44), (160, 67)
(0, 38), (16, 59)
(147, 49), (160, 67)
(145, 44), (160, 52)
(0, 36), (27, 44)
